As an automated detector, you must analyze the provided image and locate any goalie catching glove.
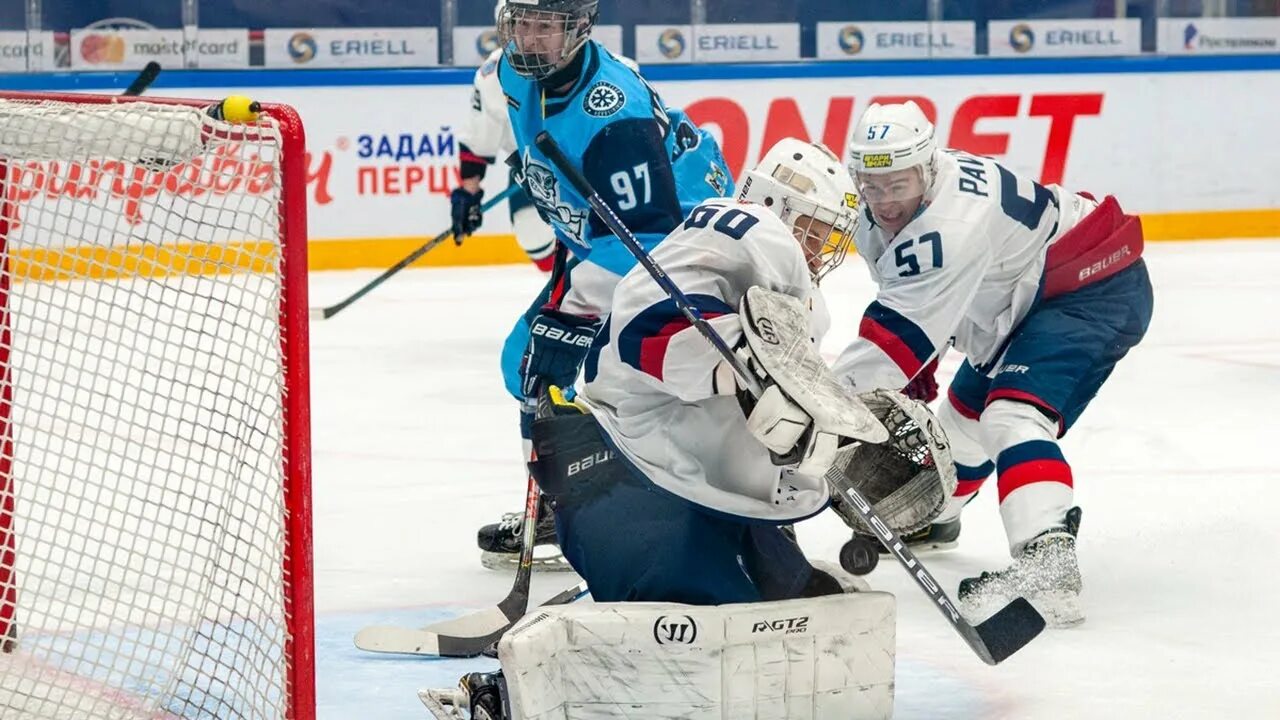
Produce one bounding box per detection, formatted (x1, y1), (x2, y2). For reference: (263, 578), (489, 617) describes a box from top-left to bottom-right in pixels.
(715, 287), (888, 477)
(827, 389), (958, 536)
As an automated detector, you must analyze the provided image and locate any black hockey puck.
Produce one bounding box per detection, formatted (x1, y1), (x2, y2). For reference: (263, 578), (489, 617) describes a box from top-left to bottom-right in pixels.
(839, 535), (880, 575)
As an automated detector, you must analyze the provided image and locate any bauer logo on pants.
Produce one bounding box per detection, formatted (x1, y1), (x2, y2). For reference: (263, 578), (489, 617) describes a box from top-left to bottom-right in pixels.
(653, 615), (698, 645)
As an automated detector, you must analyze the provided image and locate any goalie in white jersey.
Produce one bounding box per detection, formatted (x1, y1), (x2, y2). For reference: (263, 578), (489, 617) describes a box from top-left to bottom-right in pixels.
(525, 139), (950, 604)
(833, 101), (1154, 626)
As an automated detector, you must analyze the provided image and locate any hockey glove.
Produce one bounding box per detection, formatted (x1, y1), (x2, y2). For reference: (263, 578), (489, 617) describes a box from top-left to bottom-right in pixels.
(745, 384), (812, 456)
(449, 187), (485, 243)
(745, 385), (842, 477)
(903, 356), (940, 403)
(714, 346), (839, 478)
(520, 309), (602, 400)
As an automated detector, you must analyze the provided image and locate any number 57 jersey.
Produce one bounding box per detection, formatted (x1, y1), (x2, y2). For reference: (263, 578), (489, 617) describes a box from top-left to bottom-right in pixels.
(834, 149), (1098, 391)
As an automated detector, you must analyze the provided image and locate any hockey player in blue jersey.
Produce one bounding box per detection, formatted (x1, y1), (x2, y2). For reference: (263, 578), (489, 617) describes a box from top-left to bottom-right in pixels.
(465, 0), (734, 568)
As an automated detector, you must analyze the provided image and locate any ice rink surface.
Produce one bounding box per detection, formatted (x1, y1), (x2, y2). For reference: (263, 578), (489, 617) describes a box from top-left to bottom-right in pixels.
(305, 240), (1280, 719)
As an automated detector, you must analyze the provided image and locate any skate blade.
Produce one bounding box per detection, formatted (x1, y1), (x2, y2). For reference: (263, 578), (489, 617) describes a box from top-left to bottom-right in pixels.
(419, 689), (466, 719)
(480, 550), (574, 572)
(964, 589), (1084, 629)
(1029, 590), (1085, 628)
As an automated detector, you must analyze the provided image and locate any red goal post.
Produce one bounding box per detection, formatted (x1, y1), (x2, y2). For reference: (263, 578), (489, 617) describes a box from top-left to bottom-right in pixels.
(0, 91), (314, 720)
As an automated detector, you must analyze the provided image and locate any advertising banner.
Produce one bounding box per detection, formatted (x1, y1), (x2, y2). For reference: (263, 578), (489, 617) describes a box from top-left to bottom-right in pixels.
(264, 27), (439, 68)
(1158, 18), (1280, 54)
(0, 31), (55, 72)
(988, 19), (1141, 57)
(816, 21), (975, 60)
(636, 23), (800, 64)
(129, 67), (1278, 256)
(70, 28), (249, 70)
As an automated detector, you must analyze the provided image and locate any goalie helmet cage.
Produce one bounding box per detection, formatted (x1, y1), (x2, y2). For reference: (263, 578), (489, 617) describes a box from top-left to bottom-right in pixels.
(0, 91), (314, 719)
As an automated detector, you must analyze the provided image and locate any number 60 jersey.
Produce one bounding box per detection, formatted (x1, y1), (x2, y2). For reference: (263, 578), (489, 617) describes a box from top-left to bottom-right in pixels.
(833, 149), (1098, 391)
(580, 199), (833, 523)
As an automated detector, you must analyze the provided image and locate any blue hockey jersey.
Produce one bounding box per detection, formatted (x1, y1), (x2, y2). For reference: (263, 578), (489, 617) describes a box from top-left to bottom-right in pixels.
(499, 40), (734, 278)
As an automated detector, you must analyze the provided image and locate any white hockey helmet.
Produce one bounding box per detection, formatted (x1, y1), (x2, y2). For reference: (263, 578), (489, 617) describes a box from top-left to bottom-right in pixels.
(738, 138), (861, 283)
(847, 101), (938, 202)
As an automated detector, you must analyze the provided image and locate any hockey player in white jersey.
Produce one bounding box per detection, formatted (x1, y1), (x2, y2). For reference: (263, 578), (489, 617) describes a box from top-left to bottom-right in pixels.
(527, 138), (951, 604)
(428, 140), (955, 720)
(833, 101), (1153, 626)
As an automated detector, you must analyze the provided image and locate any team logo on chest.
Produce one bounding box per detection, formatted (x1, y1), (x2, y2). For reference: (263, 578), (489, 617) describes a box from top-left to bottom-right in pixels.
(516, 150), (590, 249)
(583, 81), (625, 118)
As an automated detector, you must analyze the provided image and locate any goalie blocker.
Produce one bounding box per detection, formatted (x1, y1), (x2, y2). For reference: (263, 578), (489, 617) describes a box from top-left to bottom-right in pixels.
(421, 592), (896, 720)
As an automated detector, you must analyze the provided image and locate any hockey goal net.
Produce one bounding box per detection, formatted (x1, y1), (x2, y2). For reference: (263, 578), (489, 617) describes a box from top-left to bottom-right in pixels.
(0, 92), (313, 719)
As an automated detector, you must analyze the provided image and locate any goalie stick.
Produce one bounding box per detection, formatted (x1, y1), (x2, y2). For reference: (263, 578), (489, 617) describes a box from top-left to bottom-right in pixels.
(353, 580), (589, 657)
(311, 184), (519, 320)
(354, 462), (551, 658)
(533, 130), (1045, 666)
(122, 61), (161, 97)
(355, 275), (585, 658)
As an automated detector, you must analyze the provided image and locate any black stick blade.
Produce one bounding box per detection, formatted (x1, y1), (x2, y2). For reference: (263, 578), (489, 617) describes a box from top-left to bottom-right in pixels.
(122, 61), (161, 97)
(972, 597), (1046, 665)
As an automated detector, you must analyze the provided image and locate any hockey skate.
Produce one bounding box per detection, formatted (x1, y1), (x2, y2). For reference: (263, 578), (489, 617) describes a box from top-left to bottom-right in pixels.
(810, 560), (872, 594)
(840, 519), (961, 575)
(882, 517), (962, 553)
(879, 490), (980, 555)
(421, 671), (509, 720)
(958, 507), (1084, 628)
(477, 496), (571, 572)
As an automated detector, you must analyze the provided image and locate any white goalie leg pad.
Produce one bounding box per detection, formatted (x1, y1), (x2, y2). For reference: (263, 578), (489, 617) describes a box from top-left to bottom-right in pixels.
(499, 593), (896, 720)
(739, 286), (888, 444)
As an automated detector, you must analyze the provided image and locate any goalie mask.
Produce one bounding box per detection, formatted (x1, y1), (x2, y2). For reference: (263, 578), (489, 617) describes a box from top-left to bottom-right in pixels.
(826, 390), (957, 536)
(499, 0), (599, 81)
(738, 138), (860, 284)
(847, 101), (937, 236)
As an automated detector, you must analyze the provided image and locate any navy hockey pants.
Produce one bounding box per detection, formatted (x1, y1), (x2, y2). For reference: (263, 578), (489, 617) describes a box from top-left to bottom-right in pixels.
(550, 458), (814, 605)
(949, 259), (1154, 433)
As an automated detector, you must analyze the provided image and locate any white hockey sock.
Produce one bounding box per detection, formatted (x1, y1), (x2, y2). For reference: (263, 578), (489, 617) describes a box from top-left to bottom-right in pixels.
(980, 400), (1074, 555)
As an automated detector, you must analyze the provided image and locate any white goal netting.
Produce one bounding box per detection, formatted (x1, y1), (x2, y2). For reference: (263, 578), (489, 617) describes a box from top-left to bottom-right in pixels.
(0, 94), (311, 719)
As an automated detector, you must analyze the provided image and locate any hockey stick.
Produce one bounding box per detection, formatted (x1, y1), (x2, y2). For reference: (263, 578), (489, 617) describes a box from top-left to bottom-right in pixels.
(122, 61), (161, 97)
(355, 282), (586, 657)
(533, 130), (1045, 666)
(355, 393), (547, 657)
(310, 184), (519, 320)
(354, 452), (549, 657)
(353, 580), (589, 657)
